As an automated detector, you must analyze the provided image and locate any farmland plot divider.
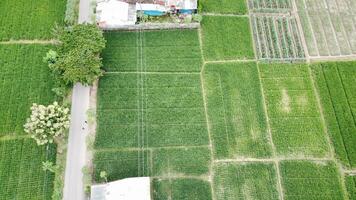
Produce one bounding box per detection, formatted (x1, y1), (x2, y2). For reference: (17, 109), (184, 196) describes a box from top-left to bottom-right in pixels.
(199, 20), (217, 199)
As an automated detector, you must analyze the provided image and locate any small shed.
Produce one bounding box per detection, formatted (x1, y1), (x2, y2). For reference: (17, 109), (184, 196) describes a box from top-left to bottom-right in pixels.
(91, 177), (151, 200)
(96, 0), (137, 27)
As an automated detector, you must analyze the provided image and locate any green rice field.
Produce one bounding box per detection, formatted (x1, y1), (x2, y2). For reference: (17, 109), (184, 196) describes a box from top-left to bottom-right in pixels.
(200, 0), (248, 14)
(0, 44), (57, 199)
(311, 62), (356, 168)
(92, 0), (356, 195)
(0, 0), (66, 41)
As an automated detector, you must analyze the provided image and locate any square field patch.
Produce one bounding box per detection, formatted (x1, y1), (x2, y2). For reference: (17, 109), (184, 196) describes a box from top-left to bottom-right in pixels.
(95, 73), (209, 149)
(280, 161), (345, 200)
(102, 30), (202, 72)
(200, 0), (248, 15)
(93, 147), (211, 181)
(0, 0), (66, 41)
(203, 62), (272, 159)
(202, 16), (255, 61)
(0, 45), (56, 136)
(0, 139), (56, 200)
(152, 178), (212, 200)
(213, 162), (279, 200)
(259, 63), (329, 157)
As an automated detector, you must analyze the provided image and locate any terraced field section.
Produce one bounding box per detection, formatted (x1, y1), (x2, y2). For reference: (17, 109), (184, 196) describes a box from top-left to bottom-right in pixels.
(203, 62), (272, 159)
(296, 0), (356, 58)
(102, 30), (202, 72)
(0, 139), (56, 200)
(0, 45), (56, 199)
(248, 0), (292, 12)
(201, 16), (255, 61)
(311, 61), (356, 168)
(0, 0), (66, 41)
(259, 63), (329, 157)
(280, 161), (345, 200)
(213, 162), (279, 200)
(200, 0), (248, 14)
(94, 30), (212, 200)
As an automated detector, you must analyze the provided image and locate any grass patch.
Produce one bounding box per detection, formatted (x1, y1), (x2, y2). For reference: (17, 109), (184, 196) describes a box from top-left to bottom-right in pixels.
(0, 45), (55, 137)
(95, 73), (209, 149)
(213, 162), (279, 200)
(310, 62), (356, 168)
(102, 30), (202, 72)
(345, 175), (356, 200)
(0, 139), (56, 200)
(93, 147), (210, 181)
(200, 0), (248, 15)
(259, 63), (329, 157)
(152, 178), (212, 200)
(201, 16), (255, 61)
(280, 160), (345, 200)
(203, 62), (272, 159)
(0, 0), (66, 41)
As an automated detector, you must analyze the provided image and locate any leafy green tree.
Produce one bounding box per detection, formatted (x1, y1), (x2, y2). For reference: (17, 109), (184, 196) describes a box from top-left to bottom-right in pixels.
(50, 49), (103, 85)
(48, 24), (106, 86)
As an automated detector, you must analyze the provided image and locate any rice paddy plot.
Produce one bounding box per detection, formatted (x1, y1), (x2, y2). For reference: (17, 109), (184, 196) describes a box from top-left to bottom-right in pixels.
(248, 0), (292, 13)
(0, 45), (55, 137)
(311, 62), (356, 168)
(200, 0), (248, 15)
(93, 147), (211, 181)
(345, 175), (356, 200)
(280, 160), (345, 200)
(203, 62), (272, 159)
(101, 30), (202, 72)
(0, 0), (66, 41)
(201, 16), (255, 61)
(259, 63), (329, 157)
(213, 162), (279, 200)
(250, 15), (305, 61)
(296, 0), (356, 57)
(0, 139), (56, 200)
(95, 73), (209, 149)
(152, 178), (212, 200)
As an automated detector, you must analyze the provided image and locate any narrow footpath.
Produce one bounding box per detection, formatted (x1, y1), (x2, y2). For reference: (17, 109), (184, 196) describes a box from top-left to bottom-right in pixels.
(63, 0), (92, 199)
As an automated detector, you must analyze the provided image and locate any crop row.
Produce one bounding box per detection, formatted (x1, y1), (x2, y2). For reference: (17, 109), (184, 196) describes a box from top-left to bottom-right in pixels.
(311, 62), (356, 168)
(249, 0), (292, 12)
(251, 15), (305, 61)
(259, 63), (329, 157)
(203, 62), (272, 159)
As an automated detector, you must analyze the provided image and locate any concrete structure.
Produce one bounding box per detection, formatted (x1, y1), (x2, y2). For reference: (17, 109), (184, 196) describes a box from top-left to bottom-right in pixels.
(91, 177), (151, 200)
(96, 0), (197, 28)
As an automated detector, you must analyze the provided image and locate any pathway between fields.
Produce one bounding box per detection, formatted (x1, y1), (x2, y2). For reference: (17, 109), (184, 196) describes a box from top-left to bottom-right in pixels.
(63, 0), (92, 199)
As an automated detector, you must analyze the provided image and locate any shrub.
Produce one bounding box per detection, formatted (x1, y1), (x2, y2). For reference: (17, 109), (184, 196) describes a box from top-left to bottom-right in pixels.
(24, 102), (70, 145)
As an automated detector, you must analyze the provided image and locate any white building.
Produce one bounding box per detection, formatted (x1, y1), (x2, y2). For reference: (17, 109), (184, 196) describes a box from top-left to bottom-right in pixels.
(91, 177), (151, 200)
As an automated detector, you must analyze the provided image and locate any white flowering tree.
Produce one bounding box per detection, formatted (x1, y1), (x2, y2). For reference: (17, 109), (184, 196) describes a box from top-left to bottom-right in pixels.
(24, 102), (70, 145)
